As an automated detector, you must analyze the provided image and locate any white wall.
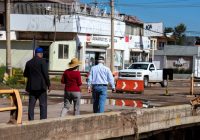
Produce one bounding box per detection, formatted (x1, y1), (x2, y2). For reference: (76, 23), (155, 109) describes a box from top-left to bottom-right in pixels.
(0, 31), (17, 40)
(126, 35), (150, 50)
(0, 42), (6, 66)
(49, 41), (76, 71)
(144, 22), (163, 37)
(0, 40), (77, 71)
(0, 41), (33, 70)
(10, 14), (125, 37)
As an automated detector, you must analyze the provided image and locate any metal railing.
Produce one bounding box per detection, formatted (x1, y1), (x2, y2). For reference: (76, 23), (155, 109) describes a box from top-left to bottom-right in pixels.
(12, 2), (73, 15)
(49, 70), (88, 77)
(10, 2), (124, 20)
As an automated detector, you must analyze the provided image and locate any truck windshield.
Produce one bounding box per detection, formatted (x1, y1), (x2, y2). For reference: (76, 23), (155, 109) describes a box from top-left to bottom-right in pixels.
(128, 64), (148, 70)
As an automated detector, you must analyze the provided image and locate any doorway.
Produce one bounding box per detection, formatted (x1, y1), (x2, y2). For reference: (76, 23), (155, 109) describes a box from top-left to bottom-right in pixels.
(130, 52), (140, 63)
(0, 13), (4, 29)
(39, 45), (49, 64)
(85, 51), (106, 71)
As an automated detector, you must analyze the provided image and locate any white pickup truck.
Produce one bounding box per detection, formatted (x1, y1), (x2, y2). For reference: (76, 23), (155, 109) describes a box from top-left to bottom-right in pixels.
(118, 62), (167, 87)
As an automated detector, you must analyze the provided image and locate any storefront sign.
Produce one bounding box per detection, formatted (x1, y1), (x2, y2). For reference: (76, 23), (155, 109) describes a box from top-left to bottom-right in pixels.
(174, 57), (187, 67)
(86, 35), (117, 43)
(144, 22), (163, 37)
(78, 34), (128, 51)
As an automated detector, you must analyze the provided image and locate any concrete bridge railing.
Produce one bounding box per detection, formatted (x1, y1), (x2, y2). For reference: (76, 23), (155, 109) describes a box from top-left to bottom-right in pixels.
(0, 104), (199, 140)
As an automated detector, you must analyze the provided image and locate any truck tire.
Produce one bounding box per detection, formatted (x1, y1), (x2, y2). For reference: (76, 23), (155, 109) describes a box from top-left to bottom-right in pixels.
(144, 77), (148, 88)
(160, 80), (168, 87)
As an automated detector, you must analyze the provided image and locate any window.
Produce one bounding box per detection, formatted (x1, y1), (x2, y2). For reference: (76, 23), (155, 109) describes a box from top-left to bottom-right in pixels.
(129, 64), (148, 70)
(58, 44), (69, 59)
(149, 64), (155, 70)
(114, 50), (123, 70)
(0, 13), (4, 29)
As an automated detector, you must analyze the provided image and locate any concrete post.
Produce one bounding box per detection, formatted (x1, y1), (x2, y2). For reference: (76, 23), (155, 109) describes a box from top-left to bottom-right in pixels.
(6, 0), (12, 76)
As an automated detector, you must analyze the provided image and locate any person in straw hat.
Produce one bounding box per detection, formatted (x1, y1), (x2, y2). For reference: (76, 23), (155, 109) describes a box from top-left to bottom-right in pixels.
(60, 58), (82, 116)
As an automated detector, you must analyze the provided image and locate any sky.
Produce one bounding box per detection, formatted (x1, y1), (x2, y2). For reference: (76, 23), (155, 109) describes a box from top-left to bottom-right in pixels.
(80, 0), (200, 36)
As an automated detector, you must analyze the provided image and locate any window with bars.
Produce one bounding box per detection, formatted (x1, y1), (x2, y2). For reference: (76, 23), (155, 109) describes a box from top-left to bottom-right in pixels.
(58, 44), (69, 59)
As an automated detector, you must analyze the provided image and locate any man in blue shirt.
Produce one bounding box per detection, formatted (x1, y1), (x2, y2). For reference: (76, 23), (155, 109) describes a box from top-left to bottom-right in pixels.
(87, 56), (116, 113)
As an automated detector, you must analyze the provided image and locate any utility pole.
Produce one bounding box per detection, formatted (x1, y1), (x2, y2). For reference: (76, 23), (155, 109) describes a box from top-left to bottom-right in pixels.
(6, 0), (12, 76)
(110, 0), (114, 72)
(93, 0), (98, 7)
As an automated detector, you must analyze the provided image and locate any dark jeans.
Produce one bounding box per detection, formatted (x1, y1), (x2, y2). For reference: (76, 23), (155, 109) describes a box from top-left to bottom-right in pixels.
(28, 91), (47, 120)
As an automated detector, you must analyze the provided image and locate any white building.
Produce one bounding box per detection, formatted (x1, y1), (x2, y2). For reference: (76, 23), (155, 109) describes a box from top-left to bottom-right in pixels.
(0, 0), (149, 72)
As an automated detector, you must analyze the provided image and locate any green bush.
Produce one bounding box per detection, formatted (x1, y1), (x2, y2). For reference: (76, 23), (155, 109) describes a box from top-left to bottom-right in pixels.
(184, 69), (192, 74)
(5, 75), (25, 88)
(172, 68), (192, 74)
(173, 68), (179, 74)
(0, 66), (6, 82)
(0, 94), (10, 98)
(51, 76), (61, 82)
(0, 67), (26, 89)
(6, 76), (18, 85)
(179, 68), (185, 74)
(13, 68), (23, 74)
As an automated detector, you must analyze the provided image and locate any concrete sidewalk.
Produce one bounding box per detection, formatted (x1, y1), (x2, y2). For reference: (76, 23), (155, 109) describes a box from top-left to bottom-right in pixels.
(0, 96), (134, 124)
(0, 79), (194, 124)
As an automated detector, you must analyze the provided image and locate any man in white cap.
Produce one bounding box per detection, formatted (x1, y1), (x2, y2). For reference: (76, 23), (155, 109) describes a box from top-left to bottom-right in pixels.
(87, 56), (115, 113)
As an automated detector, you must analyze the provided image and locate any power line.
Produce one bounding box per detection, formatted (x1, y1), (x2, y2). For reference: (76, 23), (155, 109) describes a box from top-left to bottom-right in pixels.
(115, 3), (200, 8)
(83, 0), (200, 8)
(117, 0), (197, 5)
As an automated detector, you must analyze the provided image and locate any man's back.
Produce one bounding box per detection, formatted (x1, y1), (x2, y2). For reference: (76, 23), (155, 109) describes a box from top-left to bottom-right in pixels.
(24, 56), (50, 92)
(24, 47), (50, 120)
(88, 63), (115, 88)
(87, 56), (116, 113)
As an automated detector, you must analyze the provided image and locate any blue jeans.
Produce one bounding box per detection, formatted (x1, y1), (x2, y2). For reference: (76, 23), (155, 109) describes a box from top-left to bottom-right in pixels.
(92, 85), (107, 113)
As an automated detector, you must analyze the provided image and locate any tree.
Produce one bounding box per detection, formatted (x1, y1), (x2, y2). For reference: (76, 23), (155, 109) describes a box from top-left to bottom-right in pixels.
(165, 23), (187, 45)
(174, 23), (186, 37)
(174, 23), (186, 45)
(164, 27), (174, 34)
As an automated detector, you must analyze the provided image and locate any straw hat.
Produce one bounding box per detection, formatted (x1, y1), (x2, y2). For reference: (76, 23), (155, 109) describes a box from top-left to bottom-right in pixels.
(68, 58), (82, 69)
